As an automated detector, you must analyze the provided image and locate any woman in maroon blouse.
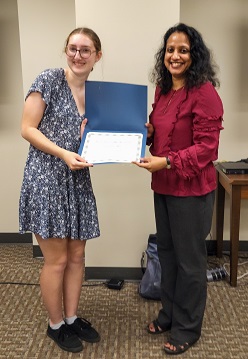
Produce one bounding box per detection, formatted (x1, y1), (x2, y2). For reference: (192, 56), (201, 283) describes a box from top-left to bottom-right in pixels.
(134, 23), (223, 355)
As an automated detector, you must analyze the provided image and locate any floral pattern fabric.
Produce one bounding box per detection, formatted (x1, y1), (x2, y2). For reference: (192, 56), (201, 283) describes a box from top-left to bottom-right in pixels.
(19, 68), (100, 240)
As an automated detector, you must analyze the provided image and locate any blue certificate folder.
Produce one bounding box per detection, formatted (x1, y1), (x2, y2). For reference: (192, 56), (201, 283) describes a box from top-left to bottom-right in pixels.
(78, 81), (147, 163)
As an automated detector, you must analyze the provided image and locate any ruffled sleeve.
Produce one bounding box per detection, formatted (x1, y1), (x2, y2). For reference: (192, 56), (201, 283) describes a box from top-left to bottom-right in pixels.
(170, 82), (224, 180)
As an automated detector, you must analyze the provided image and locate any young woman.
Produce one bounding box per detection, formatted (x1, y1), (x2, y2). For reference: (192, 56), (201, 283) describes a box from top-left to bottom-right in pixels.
(133, 23), (223, 355)
(19, 27), (102, 353)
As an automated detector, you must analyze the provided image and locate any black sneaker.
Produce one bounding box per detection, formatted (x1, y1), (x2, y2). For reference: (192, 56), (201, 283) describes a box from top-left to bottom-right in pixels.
(69, 317), (100, 343)
(47, 324), (83, 353)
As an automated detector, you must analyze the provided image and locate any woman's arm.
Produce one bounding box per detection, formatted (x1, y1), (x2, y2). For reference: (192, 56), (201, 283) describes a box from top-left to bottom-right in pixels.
(21, 92), (92, 169)
(169, 84), (224, 179)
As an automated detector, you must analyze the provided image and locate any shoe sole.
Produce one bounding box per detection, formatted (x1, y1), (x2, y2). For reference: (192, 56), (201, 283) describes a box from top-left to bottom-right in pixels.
(47, 332), (83, 353)
(78, 334), (101, 343)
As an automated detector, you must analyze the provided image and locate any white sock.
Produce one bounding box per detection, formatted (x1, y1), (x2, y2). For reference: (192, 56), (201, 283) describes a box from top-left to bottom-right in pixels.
(65, 315), (77, 325)
(50, 320), (65, 330)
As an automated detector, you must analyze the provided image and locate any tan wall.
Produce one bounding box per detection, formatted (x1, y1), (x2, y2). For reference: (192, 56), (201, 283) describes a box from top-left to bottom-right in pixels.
(0, 0), (75, 233)
(16, 0), (76, 246)
(1, 0), (247, 269)
(180, 0), (248, 241)
(0, 0), (25, 232)
(74, 0), (180, 267)
(17, 0), (76, 95)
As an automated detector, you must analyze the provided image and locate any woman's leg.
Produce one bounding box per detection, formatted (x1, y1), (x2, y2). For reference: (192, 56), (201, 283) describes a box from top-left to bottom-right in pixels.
(36, 234), (68, 325)
(36, 235), (84, 353)
(165, 191), (215, 347)
(63, 239), (100, 343)
(63, 239), (86, 317)
(154, 193), (176, 330)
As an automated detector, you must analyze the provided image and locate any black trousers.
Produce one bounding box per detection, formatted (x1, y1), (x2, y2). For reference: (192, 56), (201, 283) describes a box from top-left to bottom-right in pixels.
(154, 191), (215, 345)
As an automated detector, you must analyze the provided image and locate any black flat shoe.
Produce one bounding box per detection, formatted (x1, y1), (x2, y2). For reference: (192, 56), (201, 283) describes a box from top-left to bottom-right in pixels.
(47, 324), (83, 353)
(68, 317), (100, 343)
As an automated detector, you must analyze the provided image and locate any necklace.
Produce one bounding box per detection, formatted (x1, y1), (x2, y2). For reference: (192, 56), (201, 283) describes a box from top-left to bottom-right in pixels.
(163, 87), (184, 113)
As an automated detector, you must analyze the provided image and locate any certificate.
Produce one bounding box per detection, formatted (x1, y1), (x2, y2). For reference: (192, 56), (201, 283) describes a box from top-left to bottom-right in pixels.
(78, 81), (147, 164)
(80, 132), (143, 164)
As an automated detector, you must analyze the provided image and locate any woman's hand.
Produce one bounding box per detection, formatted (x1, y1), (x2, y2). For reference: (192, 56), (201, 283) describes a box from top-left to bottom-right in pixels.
(80, 118), (88, 139)
(133, 156), (166, 173)
(145, 122), (154, 138)
(61, 149), (93, 170)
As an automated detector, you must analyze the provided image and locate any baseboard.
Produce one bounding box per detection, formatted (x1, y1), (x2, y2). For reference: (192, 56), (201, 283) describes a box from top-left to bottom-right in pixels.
(2, 235), (248, 255)
(32, 240), (248, 258)
(0, 233), (32, 244)
(2, 237), (247, 281)
(206, 239), (248, 255)
(31, 245), (143, 280)
(85, 267), (143, 281)
(33, 245), (43, 258)
(3, 239), (248, 280)
(5, 238), (248, 256)
(30, 240), (248, 281)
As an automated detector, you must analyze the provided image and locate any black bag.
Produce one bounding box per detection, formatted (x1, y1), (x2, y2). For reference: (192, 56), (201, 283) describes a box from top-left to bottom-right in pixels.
(138, 234), (161, 300)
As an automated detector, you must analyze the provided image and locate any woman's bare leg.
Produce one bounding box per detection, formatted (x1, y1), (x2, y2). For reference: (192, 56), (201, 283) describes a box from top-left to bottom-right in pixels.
(63, 239), (86, 318)
(36, 234), (68, 325)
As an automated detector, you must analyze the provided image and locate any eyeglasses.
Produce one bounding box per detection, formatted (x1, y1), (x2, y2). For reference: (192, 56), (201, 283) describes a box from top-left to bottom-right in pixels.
(66, 46), (96, 59)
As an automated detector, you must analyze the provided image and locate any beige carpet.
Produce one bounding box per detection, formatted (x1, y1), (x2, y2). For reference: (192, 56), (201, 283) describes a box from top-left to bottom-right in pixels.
(0, 244), (247, 359)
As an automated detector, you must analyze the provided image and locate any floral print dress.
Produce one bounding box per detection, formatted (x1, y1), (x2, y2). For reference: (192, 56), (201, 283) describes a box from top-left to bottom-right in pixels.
(19, 68), (100, 240)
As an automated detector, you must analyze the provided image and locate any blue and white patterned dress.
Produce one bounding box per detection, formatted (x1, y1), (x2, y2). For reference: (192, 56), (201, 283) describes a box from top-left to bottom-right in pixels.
(19, 68), (100, 240)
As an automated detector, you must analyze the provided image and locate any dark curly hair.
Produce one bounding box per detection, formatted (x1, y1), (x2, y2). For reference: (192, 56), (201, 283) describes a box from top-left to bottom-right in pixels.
(150, 23), (220, 94)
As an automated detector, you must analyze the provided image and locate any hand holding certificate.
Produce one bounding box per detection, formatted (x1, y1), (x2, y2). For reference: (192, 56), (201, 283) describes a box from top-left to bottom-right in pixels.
(78, 81), (147, 164)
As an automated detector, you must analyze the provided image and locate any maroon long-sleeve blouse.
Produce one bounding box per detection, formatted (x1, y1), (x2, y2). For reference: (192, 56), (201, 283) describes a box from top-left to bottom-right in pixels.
(148, 82), (224, 196)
